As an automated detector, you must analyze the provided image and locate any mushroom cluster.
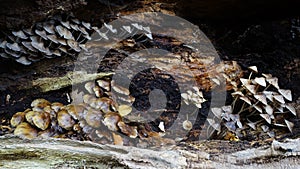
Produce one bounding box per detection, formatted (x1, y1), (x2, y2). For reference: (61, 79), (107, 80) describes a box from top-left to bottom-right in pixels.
(209, 66), (297, 140)
(7, 44), (295, 144)
(10, 77), (177, 147)
(11, 98), (87, 139)
(0, 13), (156, 65)
(10, 97), (140, 145)
(0, 14), (94, 65)
(8, 60), (251, 145)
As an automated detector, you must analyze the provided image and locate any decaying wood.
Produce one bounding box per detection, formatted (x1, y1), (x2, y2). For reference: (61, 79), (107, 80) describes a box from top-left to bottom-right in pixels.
(0, 135), (299, 169)
(2, 71), (113, 93)
(0, 1), (299, 168)
(31, 71), (113, 92)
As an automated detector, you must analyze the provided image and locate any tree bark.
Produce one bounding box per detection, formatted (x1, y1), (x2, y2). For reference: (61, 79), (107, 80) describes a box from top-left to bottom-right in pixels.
(0, 135), (299, 169)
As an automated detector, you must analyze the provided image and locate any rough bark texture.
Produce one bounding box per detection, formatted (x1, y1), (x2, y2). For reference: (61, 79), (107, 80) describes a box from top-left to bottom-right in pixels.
(0, 135), (299, 169)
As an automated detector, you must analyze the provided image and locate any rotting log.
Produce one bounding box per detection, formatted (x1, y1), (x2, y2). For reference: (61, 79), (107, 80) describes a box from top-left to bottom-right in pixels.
(0, 135), (299, 169)
(0, 1), (299, 168)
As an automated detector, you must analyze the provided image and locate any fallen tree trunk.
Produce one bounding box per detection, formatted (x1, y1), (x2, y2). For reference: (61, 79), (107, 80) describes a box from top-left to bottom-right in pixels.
(0, 135), (299, 169)
(0, 2), (299, 168)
